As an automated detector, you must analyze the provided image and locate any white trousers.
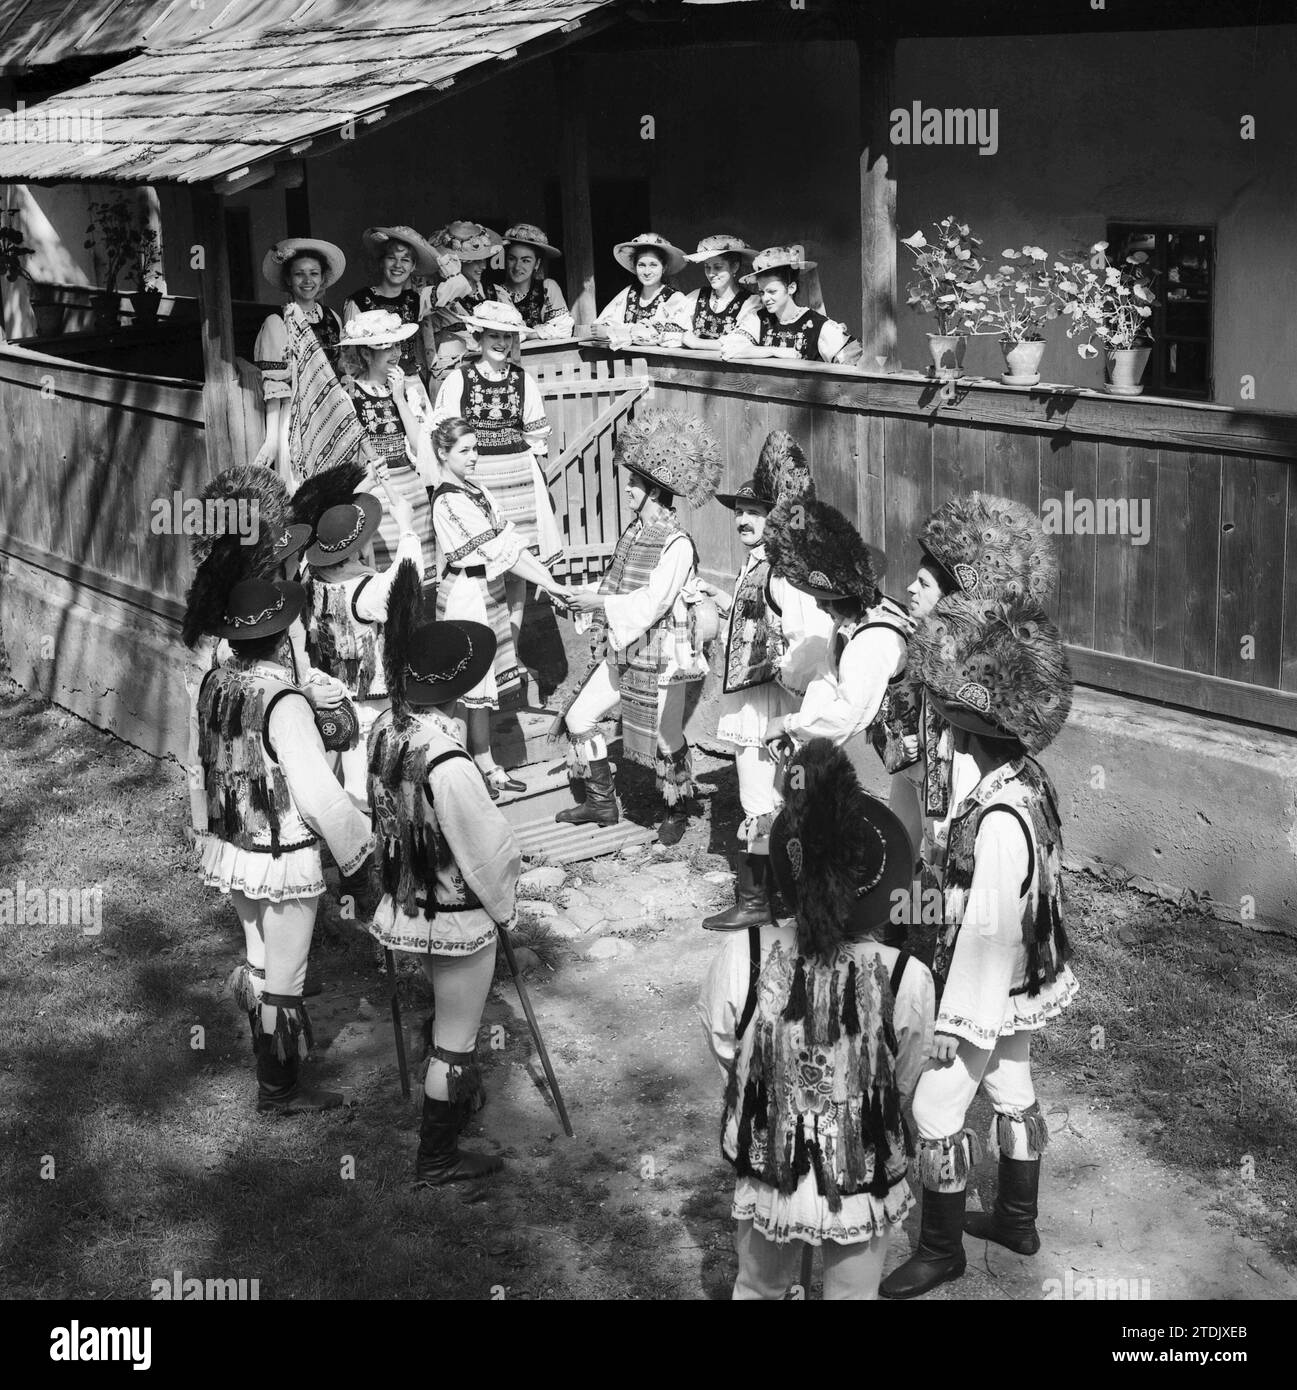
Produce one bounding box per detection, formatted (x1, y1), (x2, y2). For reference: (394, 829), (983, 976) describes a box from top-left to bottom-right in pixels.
(912, 1031), (1036, 1140)
(564, 660), (687, 757)
(734, 742), (780, 854)
(733, 1221), (889, 1301)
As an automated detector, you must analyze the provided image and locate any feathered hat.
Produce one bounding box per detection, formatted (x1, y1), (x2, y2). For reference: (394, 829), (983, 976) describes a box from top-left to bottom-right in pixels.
(768, 739), (915, 957)
(917, 492), (1058, 605)
(764, 497), (877, 603)
(614, 410), (722, 507)
(715, 428), (815, 513)
(288, 459), (367, 534)
(910, 592), (1073, 754)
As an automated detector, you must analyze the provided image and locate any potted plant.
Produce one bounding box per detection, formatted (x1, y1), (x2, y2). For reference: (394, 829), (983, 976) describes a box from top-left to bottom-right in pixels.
(901, 216), (985, 377)
(960, 246), (1060, 384)
(0, 212), (54, 336)
(128, 226), (164, 325)
(1052, 241), (1159, 395)
(84, 197), (140, 330)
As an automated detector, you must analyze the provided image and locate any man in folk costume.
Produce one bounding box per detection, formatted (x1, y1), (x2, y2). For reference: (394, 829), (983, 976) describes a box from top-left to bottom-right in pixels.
(700, 430), (833, 931)
(697, 739), (935, 1299)
(557, 411), (721, 846)
(184, 558), (373, 1113)
(367, 561), (521, 1186)
(300, 475), (424, 806)
(879, 594), (1077, 1299)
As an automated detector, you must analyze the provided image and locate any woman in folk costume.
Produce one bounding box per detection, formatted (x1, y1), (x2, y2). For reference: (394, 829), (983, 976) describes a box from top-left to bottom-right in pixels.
(592, 233), (691, 346)
(301, 481), (424, 806)
(719, 245), (862, 366)
(878, 595), (1077, 1299)
(432, 299), (563, 636)
(697, 739), (936, 1299)
(700, 430), (833, 932)
(556, 411), (721, 846)
(254, 238), (367, 489)
(183, 555), (373, 1114)
(430, 417), (570, 798)
(367, 561), (521, 1186)
(338, 309), (437, 575)
(492, 223), (574, 339)
(678, 235), (761, 350)
(426, 220), (506, 381)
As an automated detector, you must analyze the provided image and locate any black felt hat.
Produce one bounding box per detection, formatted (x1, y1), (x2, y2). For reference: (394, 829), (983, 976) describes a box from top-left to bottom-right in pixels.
(303, 495), (382, 568)
(268, 522), (313, 572)
(400, 621), (496, 706)
(714, 477), (775, 512)
(213, 579), (307, 641)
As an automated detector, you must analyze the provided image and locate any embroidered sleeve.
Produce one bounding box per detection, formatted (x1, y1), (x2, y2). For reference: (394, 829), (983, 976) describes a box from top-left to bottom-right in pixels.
(254, 313), (291, 399)
(595, 286), (629, 326)
(433, 488), (523, 577)
(785, 626), (904, 746)
(434, 756), (521, 924)
(521, 371), (551, 452)
(730, 298), (761, 345)
(819, 318), (862, 365)
(524, 278), (574, 340)
(431, 369), (466, 426)
(661, 290), (692, 332)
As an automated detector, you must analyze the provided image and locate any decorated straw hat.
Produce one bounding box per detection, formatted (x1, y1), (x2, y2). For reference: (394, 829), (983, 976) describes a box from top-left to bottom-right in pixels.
(741, 244), (817, 285)
(911, 592), (1073, 754)
(213, 578), (307, 642)
(459, 299), (529, 336)
(917, 492), (1058, 606)
(503, 223), (562, 259)
(684, 234), (759, 264)
(614, 410), (722, 506)
(337, 308), (420, 349)
(430, 220), (504, 263)
(360, 224), (442, 276)
(765, 497), (877, 604)
(613, 232), (689, 277)
(303, 495), (383, 568)
(769, 738), (916, 951)
(261, 238), (346, 291)
(716, 429), (815, 512)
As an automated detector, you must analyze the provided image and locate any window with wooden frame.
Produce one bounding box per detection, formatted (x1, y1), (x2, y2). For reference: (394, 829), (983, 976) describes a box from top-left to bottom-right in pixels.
(1106, 223), (1214, 399)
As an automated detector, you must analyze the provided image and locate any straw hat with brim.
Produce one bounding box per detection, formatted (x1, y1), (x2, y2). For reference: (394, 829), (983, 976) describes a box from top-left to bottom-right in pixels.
(262, 238), (346, 292)
(614, 233), (688, 277)
(361, 225), (441, 276)
(715, 477), (776, 512)
(214, 579), (307, 642)
(268, 523), (314, 573)
(459, 300), (529, 336)
(401, 621), (497, 706)
(684, 234), (759, 264)
(769, 738), (916, 948)
(337, 309), (420, 349)
(431, 221), (504, 262)
(503, 223), (562, 259)
(304, 496), (383, 568)
(741, 244), (818, 286)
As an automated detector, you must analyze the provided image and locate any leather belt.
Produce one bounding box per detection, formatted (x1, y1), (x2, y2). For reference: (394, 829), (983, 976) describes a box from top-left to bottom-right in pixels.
(448, 565), (486, 578)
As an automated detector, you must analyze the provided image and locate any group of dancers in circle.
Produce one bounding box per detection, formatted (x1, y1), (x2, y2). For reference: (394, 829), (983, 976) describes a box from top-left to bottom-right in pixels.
(181, 222), (1077, 1299)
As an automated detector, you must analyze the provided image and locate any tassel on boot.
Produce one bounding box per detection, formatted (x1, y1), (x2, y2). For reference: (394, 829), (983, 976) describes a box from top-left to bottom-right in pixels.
(254, 994), (342, 1115)
(656, 744), (697, 846)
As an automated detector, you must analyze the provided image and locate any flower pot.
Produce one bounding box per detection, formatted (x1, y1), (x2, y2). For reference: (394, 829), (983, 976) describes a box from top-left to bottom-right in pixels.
(91, 291), (120, 331)
(1001, 338), (1046, 385)
(31, 298), (64, 337)
(1104, 345), (1152, 396)
(130, 288), (163, 325)
(927, 332), (966, 378)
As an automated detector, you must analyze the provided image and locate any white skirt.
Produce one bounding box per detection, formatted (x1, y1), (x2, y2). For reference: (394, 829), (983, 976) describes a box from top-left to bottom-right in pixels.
(1004, 962), (1080, 1035)
(732, 1173), (915, 1247)
(367, 895), (497, 957)
(199, 833), (325, 902)
(715, 681), (797, 749)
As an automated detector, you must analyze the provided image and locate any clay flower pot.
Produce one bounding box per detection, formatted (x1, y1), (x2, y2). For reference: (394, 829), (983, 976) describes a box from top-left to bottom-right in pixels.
(927, 332), (966, 378)
(1001, 338), (1046, 385)
(1104, 345), (1152, 395)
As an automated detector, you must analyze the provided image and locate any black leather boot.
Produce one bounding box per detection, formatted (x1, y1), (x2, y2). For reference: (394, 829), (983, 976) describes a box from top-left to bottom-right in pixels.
(255, 1035), (343, 1115)
(965, 1157), (1042, 1254)
(656, 747), (696, 846)
(702, 855), (772, 932)
(555, 757), (619, 827)
(413, 1097), (503, 1186)
(879, 1188), (968, 1299)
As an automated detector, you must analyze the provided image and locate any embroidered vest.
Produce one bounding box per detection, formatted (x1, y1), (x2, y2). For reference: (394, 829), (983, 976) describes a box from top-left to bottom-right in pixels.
(309, 573), (383, 699)
(367, 710), (482, 920)
(692, 287), (755, 338)
(758, 307), (826, 359)
(196, 663), (316, 855)
(722, 935), (913, 1207)
(461, 362), (527, 456)
(500, 280), (547, 328)
(623, 283), (680, 325)
(939, 759), (1069, 997)
(348, 286), (422, 375)
(722, 551), (779, 694)
(597, 516), (697, 673)
(347, 382), (408, 467)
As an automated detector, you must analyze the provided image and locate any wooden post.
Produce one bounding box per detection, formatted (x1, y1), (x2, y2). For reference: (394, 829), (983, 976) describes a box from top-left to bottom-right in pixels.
(556, 53), (597, 329)
(857, 16), (899, 371)
(190, 184), (241, 476)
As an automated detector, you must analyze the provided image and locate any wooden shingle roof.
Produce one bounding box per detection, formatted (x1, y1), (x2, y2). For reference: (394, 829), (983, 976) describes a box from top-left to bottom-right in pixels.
(0, 0), (619, 185)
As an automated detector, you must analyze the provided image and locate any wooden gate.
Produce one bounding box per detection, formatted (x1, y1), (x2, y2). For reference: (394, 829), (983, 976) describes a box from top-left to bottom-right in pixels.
(527, 348), (651, 583)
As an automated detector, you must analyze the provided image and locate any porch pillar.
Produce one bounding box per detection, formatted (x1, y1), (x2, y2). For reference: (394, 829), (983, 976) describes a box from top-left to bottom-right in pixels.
(556, 53), (597, 329)
(190, 184), (240, 475)
(856, 15), (899, 371)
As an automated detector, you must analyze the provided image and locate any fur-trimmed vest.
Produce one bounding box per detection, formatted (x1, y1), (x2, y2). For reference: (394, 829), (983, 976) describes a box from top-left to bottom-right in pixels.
(196, 663), (317, 855)
(367, 710), (482, 920)
(722, 548), (779, 694)
(597, 515), (700, 675)
(937, 758), (1069, 996)
(722, 933), (913, 1209)
(309, 574), (383, 699)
